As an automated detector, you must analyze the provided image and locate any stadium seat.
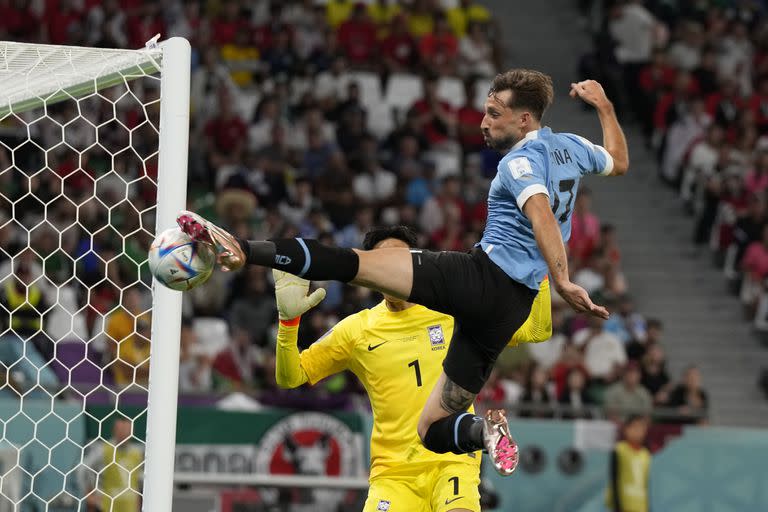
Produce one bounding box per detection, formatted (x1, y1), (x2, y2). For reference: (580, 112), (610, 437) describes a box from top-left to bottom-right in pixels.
(425, 150), (461, 178)
(474, 77), (492, 110)
(437, 77), (466, 108)
(383, 73), (423, 111)
(349, 71), (383, 110)
(192, 317), (230, 357)
(367, 103), (396, 138)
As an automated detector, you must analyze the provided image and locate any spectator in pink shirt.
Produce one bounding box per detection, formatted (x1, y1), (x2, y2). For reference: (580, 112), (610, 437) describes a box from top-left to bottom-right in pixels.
(569, 187), (601, 270)
(743, 224), (768, 281)
(744, 150), (768, 196)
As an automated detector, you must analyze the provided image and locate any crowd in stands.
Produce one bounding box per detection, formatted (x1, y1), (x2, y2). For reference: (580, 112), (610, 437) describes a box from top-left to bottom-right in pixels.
(582, 0), (768, 404)
(0, 0), (707, 424)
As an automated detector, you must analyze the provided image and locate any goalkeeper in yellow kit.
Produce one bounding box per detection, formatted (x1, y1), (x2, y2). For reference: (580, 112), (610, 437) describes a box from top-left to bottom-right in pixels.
(273, 226), (552, 512)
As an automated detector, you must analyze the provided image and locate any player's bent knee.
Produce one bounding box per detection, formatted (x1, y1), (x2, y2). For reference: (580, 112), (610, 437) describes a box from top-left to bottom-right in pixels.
(417, 416), (431, 444)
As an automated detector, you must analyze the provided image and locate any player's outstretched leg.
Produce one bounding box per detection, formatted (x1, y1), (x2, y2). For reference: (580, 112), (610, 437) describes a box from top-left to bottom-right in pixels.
(417, 373), (520, 476)
(176, 210), (414, 299)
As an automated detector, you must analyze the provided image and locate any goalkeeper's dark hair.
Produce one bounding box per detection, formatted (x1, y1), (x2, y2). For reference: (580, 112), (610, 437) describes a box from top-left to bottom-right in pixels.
(363, 226), (418, 250)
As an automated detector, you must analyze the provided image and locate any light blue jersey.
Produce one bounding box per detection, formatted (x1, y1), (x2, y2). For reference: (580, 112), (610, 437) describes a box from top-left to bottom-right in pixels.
(479, 127), (614, 290)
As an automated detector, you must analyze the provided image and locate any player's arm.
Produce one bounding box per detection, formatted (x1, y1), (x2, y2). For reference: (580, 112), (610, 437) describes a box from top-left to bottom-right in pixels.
(273, 270), (326, 388)
(509, 276), (552, 345)
(524, 194), (608, 319)
(275, 319), (309, 388)
(570, 80), (629, 176)
(273, 270), (357, 389)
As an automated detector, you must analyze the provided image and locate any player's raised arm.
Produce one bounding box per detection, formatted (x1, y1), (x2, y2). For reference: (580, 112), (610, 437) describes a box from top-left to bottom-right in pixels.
(273, 270), (326, 388)
(523, 194), (609, 319)
(570, 80), (629, 176)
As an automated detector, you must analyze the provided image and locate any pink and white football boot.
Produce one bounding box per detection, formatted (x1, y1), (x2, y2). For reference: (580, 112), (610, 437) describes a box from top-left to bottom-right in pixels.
(483, 409), (519, 476)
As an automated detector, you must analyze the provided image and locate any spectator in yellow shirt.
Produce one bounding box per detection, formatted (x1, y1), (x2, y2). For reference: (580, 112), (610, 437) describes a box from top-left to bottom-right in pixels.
(104, 287), (151, 388)
(406, 0), (435, 37)
(447, 0), (491, 37)
(220, 27), (260, 87)
(326, 0), (355, 28)
(368, 0), (401, 30)
(82, 418), (144, 512)
(606, 415), (651, 512)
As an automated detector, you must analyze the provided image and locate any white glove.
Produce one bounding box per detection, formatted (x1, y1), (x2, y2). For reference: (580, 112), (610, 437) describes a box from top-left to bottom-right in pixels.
(273, 270), (326, 320)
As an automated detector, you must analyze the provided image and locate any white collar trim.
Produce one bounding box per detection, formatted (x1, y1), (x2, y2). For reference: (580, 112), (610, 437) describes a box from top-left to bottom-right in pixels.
(512, 129), (541, 151)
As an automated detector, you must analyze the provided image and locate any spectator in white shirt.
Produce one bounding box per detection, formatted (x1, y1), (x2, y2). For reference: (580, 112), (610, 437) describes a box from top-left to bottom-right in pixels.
(680, 124), (725, 207)
(573, 316), (627, 384)
(353, 157), (397, 206)
(458, 21), (495, 78)
(609, 0), (658, 120)
(315, 55), (352, 112)
(668, 21), (704, 71)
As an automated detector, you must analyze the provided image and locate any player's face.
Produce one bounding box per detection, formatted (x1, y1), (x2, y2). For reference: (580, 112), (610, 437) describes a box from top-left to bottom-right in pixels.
(481, 89), (529, 152)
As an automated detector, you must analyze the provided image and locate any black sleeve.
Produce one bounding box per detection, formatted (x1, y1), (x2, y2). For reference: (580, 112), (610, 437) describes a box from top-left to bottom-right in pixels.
(610, 449), (621, 512)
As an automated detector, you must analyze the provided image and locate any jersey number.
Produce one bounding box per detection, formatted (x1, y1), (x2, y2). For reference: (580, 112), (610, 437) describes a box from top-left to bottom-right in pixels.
(449, 476), (459, 495)
(551, 179), (576, 223)
(408, 359), (422, 387)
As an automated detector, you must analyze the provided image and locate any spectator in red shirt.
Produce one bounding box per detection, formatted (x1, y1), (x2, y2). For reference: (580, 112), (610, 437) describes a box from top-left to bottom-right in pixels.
(654, 71), (700, 134)
(638, 49), (676, 137)
(692, 47), (720, 97)
(254, 2), (294, 53)
(380, 14), (418, 73)
(1, 0), (39, 40)
(569, 187), (602, 270)
(743, 224), (768, 283)
(409, 75), (457, 148)
(457, 79), (485, 153)
(745, 150), (768, 196)
(707, 79), (744, 130)
(204, 91), (247, 176)
(337, 2), (378, 67)
(127, 2), (165, 49)
(45, 0), (82, 45)
(211, 0), (249, 47)
(419, 13), (458, 76)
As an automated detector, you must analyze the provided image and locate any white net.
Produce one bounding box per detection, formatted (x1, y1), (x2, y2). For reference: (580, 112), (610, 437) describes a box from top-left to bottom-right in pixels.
(0, 41), (165, 511)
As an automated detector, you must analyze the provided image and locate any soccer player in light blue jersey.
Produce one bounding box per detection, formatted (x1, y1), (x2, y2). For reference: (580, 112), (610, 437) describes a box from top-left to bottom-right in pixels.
(177, 69), (629, 477)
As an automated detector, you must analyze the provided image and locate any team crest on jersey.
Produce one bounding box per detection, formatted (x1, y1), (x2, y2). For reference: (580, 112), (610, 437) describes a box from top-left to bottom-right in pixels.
(507, 156), (533, 179)
(377, 500), (391, 511)
(428, 324), (445, 350)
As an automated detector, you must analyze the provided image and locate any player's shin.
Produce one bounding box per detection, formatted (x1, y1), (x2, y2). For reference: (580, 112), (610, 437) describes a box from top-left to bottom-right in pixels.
(422, 412), (485, 455)
(237, 238), (359, 282)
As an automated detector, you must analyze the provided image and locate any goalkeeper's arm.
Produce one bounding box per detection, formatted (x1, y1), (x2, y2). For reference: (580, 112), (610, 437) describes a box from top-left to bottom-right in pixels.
(273, 270), (326, 389)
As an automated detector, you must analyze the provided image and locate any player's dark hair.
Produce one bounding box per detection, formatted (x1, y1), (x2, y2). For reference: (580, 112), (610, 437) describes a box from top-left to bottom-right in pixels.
(363, 226), (418, 250)
(489, 69), (554, 121)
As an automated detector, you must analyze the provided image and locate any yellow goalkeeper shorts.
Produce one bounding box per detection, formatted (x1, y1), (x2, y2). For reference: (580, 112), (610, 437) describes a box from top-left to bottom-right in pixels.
(363, 461), (480, 512)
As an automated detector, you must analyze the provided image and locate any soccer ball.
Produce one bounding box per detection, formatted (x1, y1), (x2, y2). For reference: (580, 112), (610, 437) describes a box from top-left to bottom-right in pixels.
(148, 227), (216, 291)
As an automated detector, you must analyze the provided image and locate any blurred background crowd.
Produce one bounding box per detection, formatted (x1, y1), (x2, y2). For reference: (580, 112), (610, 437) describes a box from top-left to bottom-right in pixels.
(2, 0), (738, 427)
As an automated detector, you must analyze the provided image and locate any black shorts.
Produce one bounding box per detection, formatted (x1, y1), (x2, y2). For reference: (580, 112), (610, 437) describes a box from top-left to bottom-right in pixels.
(408, 247), (537, 394)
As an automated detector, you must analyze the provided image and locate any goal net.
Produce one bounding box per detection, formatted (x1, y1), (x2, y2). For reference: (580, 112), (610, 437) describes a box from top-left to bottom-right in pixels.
(0, 38), (190, 511)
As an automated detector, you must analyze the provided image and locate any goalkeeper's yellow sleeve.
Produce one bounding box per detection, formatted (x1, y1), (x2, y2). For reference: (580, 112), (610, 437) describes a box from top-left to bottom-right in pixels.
(275, 319), (309, 388)
(509, 276), (552, 346)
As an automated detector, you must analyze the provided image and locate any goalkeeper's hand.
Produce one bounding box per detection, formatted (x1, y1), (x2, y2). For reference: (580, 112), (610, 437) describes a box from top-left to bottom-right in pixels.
(273, 270), (326, 321)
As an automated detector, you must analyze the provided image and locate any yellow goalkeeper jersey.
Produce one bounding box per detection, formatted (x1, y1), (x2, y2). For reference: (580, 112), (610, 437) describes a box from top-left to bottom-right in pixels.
(299, 302), (479, 478)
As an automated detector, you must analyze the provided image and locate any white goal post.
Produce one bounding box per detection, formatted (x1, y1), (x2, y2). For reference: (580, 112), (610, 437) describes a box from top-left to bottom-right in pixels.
(0, 37), (190, 511)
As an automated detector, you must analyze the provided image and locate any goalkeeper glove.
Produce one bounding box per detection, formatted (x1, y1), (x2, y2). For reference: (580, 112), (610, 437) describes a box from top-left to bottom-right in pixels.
(273, 270), (326, 321)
